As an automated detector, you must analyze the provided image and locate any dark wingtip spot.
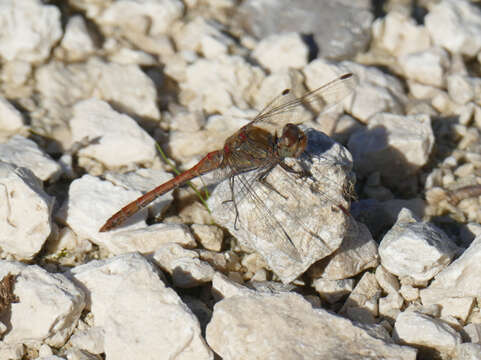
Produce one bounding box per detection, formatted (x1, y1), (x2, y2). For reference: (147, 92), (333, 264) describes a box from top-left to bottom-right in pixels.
(282, 89), (290, 95)
(340, 73), (353, 80)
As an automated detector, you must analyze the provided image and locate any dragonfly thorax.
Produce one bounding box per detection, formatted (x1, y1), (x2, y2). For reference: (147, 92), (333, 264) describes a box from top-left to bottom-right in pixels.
(276, 123), (307, 159)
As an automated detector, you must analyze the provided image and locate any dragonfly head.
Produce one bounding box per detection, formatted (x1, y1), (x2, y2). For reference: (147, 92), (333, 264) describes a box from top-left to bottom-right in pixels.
(277, 123), (307, 159)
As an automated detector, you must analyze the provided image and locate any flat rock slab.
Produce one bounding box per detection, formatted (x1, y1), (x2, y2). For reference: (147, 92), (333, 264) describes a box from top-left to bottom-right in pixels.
(0, 135), (61, 182)
(207, 292), (417, 360)
(69, 252), (212, 360)
(0, 261), (85, 348)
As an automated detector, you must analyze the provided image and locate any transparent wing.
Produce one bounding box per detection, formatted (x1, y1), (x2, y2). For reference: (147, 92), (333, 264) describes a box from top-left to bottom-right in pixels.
(251, 73), (357, 130)
(220, 166), (303, 261)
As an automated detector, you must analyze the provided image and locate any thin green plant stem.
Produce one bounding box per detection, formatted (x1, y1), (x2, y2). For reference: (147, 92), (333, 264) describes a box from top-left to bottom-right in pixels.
(155, 142), (211, 213)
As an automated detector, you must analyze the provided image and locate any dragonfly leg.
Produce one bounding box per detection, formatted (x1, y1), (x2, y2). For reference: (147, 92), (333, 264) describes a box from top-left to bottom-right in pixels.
(222, 176), (241, 230)
(257, 164), (288, 200)
(279, 162), (311, 178)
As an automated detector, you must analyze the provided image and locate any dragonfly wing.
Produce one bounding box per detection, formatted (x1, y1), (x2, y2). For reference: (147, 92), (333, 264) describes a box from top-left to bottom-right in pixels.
(251, 73), (357, 133)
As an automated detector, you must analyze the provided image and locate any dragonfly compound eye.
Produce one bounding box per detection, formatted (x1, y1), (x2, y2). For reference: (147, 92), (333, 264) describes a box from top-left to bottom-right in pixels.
(278, 124), (307, 158)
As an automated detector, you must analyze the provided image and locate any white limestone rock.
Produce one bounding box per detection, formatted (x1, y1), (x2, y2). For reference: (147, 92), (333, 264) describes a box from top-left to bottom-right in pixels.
(62, 175), (196, 254)
(44, 227), (93, 266)
(399, 47), (450, 88)
(89, 59), (160, 120)
(63, 174), (147, 238)
(152, 243), (215, 288)
(252, 33), (308, 73)
(379, 209), (459, 283)
(312, 278), (355, 304)
(437, 296), (475, 322)
(463, 323), (481, 343)
(372, 11), (431, 56)
(167, 112), (250, 162)
(340, 272), (382, 323)
(96, 0), (184, 36)
(207, 292), (417, 360)
(208, 130), (354, 283)
(191, 224), (224, 252)
(0, 135), (62, 182)
(102, 223), (197, 255)
(38, 344), (54, 357)
(394, 311), (462, 355)
(69, 253), (212, 360)
(104, 168), (174, 220)
(211, 272), (255, 299)
(70, 99), (156, 170)
(0, 60), (32, 98)
(306, 60), (405, 123)
(105, 45), (157, 65)
(420, 236), (481, 305)
(34, 61), (95, 149)
(0, 0), (62, 63)
(399, 284), (419, 302)
(379, 292), (404, 320)
(34, 58), (160, 151)
(425, 0), (481, 57)
(446, 74), (481, 105)
(456, 343), (481, 360)
(0, 97), (25, 141)
(0, 162), (53, 260)
(69, 326), (105, 355)
(173, 17), (233, 58)
(179, 55), (264, 114)
(320, 221), (378, 279)
(251, 70), (308, 117)
(0, 261), (85, 347)
(375, 265), (400, 295)
(0, 343), (24, 360)
(56, 15), (96, 61)
(348, 113), (434, 184)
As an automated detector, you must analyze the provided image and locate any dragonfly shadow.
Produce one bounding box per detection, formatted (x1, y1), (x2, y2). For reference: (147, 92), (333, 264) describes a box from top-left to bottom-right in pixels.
(300, 128), (354, 177)
(303, 128), (336, 157)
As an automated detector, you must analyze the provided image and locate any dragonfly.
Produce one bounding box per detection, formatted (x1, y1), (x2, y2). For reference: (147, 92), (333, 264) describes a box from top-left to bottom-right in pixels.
(99, 73), (357, 234)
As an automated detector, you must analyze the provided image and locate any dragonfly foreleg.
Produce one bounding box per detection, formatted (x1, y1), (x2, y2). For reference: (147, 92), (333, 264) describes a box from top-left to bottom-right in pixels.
(279, 162), (311, 178)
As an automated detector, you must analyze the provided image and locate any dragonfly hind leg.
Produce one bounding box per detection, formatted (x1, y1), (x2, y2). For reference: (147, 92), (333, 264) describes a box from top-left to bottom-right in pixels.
(221, 176), (242, 230)
(257, 164), (289, 200)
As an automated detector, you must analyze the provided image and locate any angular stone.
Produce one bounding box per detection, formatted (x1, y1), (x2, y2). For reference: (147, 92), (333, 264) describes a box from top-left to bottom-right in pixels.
(0, 135), (61, 182)
(0, 0), (62, 63)
(208, 130), (354, 283)
(379, 209), (459, 283)
(0, 162), (53, 260)
(70, 99), (157, 170)
(152, 243), (215, 288)
(420, 236), (481, 304)
(207, 292), (417, 360)
(69, 253), (212, 360)
(252, 33), (308, 73)
(0, 261), (85, 347)
(394, 311), (462, 355)
(348, 114), (434, 186)
(425, 0), (481, 57)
